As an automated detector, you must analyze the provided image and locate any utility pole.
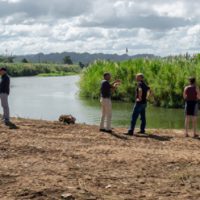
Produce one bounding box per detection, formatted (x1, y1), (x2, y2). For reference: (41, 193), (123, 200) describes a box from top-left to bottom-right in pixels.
(5, 49), (8, 57)
(126, 48), (128, 55)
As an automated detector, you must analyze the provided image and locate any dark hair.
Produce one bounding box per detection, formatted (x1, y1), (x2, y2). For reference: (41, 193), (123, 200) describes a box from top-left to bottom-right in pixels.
(0, 67), (7, 72)
(103, 72), (110, 78)
(189, 77), (196, 84)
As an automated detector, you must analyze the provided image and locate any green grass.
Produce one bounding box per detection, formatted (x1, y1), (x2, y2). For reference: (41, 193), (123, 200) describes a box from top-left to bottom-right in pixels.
(79, 54), (200, 108)
(0, 63), (81, 77)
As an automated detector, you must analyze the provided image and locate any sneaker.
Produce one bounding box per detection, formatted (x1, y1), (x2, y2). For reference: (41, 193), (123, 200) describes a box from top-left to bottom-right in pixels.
(124, 131), (134, 136)
(137, 131), (146, 134)
(5, 121), (11, 126)
(185, 134), (189, 137)
(99, 129), (106, 132)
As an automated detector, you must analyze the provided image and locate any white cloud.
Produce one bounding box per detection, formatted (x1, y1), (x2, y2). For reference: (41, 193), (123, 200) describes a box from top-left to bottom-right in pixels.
(0, 0), (200, 56)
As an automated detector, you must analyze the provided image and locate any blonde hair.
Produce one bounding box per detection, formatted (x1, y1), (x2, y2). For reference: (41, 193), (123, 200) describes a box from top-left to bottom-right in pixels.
(136, 73), (144, 79)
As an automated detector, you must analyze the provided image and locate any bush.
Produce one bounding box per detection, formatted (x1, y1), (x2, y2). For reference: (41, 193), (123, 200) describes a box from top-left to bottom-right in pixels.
(79, 55), (200, 108)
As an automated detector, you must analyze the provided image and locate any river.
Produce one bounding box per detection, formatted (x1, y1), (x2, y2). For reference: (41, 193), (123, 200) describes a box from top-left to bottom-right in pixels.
(0, 75), (189, 129)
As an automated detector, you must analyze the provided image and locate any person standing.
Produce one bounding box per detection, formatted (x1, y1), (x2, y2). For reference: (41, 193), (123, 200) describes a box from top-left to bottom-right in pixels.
(99, 73), (120, 133)
(126, 73), (150, 135)
(183, 77), (200, 138)
(0, 67), (10, 125)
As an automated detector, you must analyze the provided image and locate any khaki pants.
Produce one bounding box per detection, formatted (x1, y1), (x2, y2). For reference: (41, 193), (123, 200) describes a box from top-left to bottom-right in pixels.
(0, 93), (10, 121)
(100, 98), (112, 130)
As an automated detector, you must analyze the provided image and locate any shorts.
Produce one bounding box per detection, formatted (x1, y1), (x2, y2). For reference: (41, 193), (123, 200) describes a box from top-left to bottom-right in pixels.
(185, 101), (198, 116)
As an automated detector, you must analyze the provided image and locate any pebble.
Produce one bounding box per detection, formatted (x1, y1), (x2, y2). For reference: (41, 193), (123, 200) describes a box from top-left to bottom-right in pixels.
(61, 193), (75, 200)
(105, 185), (112, 189)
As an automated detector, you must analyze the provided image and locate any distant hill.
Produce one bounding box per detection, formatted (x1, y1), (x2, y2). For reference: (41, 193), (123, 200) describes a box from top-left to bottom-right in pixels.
(14, 52), (158, 64)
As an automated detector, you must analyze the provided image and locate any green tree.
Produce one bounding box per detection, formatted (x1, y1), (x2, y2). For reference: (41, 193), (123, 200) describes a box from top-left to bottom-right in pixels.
(6, 56), (15, 63)
(0, 56), (14, 63)
(63, 56), (73, 64)
(0, 56), (5, 62)
(21, 58), (28, 63)
(79, 62), (85, 68)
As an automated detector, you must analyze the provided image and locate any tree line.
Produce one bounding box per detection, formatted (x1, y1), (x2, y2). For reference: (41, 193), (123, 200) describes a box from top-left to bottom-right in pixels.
(0, 63), (81, 77)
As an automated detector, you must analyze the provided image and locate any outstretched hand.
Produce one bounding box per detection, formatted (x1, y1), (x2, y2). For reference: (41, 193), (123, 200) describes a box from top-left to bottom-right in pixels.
(113, 79), (121, 87)
(111, 80), (121, 91)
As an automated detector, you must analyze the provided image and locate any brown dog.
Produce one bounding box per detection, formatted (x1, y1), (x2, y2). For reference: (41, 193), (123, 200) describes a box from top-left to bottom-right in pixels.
(59, 115), (76, 124)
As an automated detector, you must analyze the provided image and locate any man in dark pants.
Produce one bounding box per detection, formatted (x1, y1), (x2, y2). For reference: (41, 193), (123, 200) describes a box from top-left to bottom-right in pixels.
(127, 73), (150, 135)
(0, 67), (10, 125)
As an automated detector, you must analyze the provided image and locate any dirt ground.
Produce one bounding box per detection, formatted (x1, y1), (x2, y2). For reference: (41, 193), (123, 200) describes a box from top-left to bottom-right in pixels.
(0, 118), (200, 200)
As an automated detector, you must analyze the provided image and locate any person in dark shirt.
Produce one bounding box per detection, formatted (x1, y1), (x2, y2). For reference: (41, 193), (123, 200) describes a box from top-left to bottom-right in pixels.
(100, 73), (120, 133)
(183, 77), (200, 138)
(0, 67), (10, 124)
(126, 73), (150, 135)
(101, 79), (111, 98)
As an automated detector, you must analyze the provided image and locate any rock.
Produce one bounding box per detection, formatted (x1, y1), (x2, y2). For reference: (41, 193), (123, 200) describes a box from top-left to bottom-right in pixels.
(59, 115), (76, 124)
(139, 180), (146, 184)
(105, 185), (112, 189)
(61, 193), (75, 200)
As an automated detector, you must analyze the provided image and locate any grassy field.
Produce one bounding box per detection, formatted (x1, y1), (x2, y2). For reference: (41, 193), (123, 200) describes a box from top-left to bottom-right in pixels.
(80, 54), (200, 108)
(0, 118), (200, 199)
(0, 63), (81, 77)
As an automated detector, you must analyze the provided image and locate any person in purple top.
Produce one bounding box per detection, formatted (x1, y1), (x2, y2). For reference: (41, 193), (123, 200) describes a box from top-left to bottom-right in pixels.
(183, 77), (200, 138)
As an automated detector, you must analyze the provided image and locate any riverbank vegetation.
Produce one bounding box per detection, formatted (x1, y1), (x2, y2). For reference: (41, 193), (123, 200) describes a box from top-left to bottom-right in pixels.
(80, 54), (200, 108)
(0, 63), (81, 77)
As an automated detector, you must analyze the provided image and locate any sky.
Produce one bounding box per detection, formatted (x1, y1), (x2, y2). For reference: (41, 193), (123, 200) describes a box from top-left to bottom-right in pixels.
(0, 0), (200, 56)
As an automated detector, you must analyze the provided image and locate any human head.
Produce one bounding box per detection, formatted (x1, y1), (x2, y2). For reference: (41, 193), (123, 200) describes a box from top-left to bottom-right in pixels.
(136, 73), (144, 82)
(189, 77), (196, 85)
(0, 67), (7, 76)
(104, 72), (111, 81)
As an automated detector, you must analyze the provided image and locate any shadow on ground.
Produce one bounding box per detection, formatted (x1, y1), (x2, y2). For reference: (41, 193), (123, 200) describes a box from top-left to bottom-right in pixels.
(134, 133), (173, 141)
(102, 131), (129, 140)
(119, 132), (173, 141)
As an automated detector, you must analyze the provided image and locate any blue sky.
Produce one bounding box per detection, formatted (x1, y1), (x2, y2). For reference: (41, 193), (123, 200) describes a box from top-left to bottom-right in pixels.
(0, 0), (200, 56)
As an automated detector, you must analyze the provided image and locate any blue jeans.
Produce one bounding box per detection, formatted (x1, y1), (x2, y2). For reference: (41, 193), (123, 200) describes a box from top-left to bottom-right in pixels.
(129, 103), (147, 133)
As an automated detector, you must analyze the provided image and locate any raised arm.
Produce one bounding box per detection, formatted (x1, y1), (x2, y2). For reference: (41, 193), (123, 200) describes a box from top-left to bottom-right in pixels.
(111, 79), (121, 86)
(111, 79), (121, 91)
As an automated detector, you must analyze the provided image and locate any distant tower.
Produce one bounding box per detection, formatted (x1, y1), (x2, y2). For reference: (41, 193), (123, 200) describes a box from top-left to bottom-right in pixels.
(126, 48), (128, 54)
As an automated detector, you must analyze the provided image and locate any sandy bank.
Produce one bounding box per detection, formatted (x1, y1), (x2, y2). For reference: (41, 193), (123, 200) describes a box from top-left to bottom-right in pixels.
(0, 118), (200, 200)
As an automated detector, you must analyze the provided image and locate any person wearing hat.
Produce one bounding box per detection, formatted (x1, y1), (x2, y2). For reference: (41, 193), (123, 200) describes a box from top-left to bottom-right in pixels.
(126, 73), (150, 135)
(0, 67), (10, 124)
